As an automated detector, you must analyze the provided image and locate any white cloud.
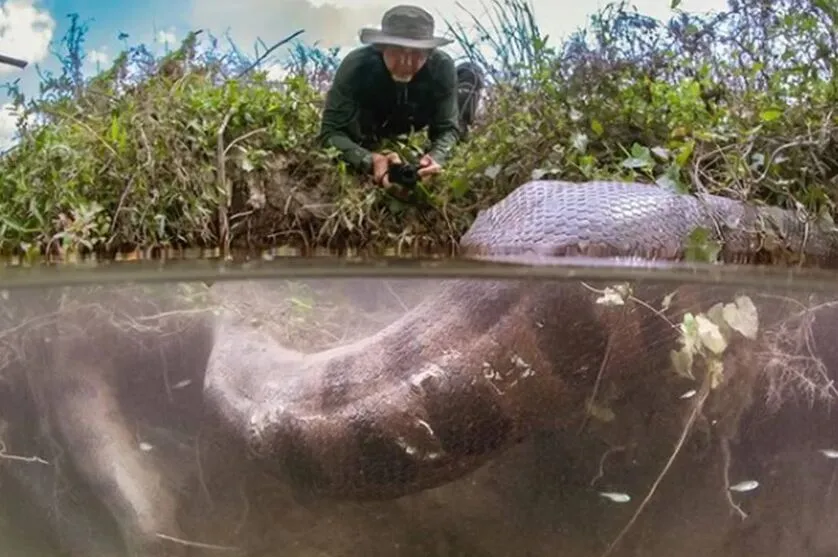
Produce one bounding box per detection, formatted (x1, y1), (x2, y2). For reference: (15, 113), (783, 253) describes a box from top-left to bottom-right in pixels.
(187, 0), (389, 53)
(189, 0), (728, 56)
(87, 47), (109, 69)
(264, 62), (290, 81)
(0, 103), (17, 150)
(0, 0), (55, 74)
(0, 101), (33, 152)
(156, 28), (178, 47)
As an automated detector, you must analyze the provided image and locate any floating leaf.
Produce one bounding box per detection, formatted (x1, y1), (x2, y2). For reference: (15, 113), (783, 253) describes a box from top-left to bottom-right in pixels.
(596, 286), (626, 306)
(705, 302), (729, 332)
(707, 356), (725, 389)
(696, 314), (728, 354)
(722, 296), (759, 339)
(679, 313), (700, 354)
(670, 346), (695, 379)
(586, 400), (616, 422)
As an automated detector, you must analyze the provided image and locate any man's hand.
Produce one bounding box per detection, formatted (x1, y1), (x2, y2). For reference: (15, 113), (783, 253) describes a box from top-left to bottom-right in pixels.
(417, 154), (442, 179)
(371, 151), (402, 187)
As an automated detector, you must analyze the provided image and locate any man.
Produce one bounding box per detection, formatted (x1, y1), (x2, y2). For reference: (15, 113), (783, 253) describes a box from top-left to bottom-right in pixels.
(317, 5), (484, 188)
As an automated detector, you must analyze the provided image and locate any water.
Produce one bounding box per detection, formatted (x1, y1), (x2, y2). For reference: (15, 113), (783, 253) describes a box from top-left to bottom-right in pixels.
(0, 256), (837, 557)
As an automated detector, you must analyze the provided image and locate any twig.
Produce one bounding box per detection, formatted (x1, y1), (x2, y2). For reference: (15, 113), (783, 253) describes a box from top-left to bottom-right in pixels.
(577, 319), (619, 435)
(216, 108), (235, 256)
(223, 127), (268, 156)
(590, 445), (627, 487)
(720, 436), (748, 519)
(155, 532), (241, 552)
(0, 449), (50, 465)
(234, 30), (305, 79)
(600, 368), (712, 557)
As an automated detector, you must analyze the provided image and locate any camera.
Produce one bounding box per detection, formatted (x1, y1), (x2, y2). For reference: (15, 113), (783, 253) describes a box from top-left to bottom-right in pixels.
(386, 162), (419, 188)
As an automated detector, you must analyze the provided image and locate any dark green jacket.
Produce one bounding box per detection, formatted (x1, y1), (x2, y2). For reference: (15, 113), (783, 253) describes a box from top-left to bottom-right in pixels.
(317, 45), (461, 172)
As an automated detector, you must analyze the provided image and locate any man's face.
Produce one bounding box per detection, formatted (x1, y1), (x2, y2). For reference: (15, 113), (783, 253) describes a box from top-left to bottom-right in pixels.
(381, 45), (430, 83)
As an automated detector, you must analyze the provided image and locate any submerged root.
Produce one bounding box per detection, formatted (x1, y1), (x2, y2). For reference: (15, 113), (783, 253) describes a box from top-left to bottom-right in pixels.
(759, 301), (838, 413)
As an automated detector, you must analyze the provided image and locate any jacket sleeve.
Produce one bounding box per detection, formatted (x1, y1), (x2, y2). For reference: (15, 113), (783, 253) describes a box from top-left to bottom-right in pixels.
(426, 57), (461, 166)
(316, 53), (374, 172)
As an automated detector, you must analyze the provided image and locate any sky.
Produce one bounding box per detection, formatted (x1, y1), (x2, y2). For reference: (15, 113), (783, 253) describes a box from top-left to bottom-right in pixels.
(0, 0), (729, 148)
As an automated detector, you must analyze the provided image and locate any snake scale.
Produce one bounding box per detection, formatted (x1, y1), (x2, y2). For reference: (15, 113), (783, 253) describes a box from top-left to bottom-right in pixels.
(203, 179), (838, 499)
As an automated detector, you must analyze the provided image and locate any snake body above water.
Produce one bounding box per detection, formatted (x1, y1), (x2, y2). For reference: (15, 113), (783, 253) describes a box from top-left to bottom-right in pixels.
(459, 179), (838, 264)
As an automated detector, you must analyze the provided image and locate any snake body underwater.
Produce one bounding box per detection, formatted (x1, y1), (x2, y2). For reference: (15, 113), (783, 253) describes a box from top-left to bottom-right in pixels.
(6, 179), (838, 556)
(203, 180), (838, 497)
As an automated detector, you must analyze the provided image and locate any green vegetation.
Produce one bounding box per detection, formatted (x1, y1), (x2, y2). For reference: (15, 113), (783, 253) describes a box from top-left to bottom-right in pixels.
(1, 0), (836, 259)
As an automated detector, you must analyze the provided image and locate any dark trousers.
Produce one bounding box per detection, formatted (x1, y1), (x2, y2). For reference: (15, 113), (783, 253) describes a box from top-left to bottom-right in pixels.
(455, 61), (484, 140)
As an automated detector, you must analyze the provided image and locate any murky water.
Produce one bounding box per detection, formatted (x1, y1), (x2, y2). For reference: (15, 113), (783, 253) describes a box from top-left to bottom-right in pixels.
(1, 257), (837, 557)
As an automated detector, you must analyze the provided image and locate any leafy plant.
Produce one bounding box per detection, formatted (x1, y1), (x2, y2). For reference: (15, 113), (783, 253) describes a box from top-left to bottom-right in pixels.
(0, 0), (837, 258)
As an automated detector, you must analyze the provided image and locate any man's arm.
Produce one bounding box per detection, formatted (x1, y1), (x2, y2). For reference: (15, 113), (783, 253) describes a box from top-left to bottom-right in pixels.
(317, 53), (374, 172)
(425, 56), (461, 166)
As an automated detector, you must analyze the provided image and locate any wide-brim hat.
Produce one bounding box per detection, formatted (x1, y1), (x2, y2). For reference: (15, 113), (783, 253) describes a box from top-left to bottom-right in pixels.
(359, 5), (453, 49)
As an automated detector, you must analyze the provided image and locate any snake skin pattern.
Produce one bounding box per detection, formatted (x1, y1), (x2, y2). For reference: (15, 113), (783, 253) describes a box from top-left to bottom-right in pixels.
(12, 179), (838, 557)
(203, 180), (838, 498)
(460, 180), (838, 265)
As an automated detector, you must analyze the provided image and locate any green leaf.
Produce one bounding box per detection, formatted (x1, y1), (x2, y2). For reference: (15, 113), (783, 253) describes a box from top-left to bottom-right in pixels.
(684, 227), (722, 263)
(674, 141), (695, 166)
(622, 158), (648, 169)
(630, 143), (651, 159)
(759, 109), (783, 122)
(670, 346), (695, 379)
(655, 174), (680, 192)
(619, 142), (655, 171)
(695, 314), (728, 355)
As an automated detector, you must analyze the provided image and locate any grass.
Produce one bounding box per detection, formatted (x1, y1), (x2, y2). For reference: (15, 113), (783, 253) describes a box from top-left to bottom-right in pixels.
(0, 0), (837, 261)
